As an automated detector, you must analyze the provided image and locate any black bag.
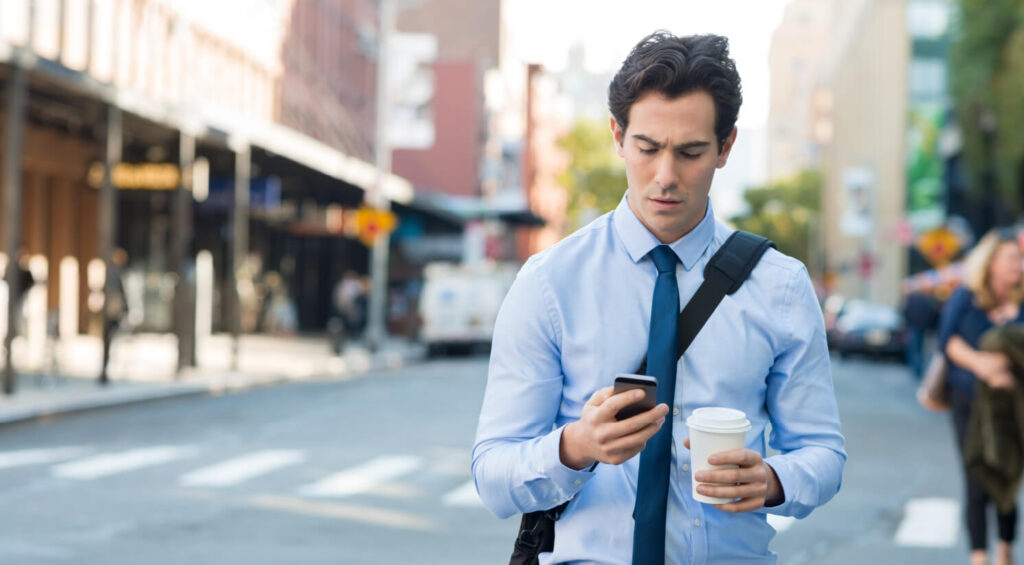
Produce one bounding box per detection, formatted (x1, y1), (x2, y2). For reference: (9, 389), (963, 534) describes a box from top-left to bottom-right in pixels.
(509, 231), (775, 565)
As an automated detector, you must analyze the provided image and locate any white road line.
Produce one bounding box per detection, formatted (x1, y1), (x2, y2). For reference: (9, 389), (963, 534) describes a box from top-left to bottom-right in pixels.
(179, 450), (305, 487)
(299, 455), (422, 498)
(442, 480), (483, 507)
(0, 447), (91, 470)
(767, 515), (797, 533)
(52, 446), (198, 480)
(894, 497), (959, 547)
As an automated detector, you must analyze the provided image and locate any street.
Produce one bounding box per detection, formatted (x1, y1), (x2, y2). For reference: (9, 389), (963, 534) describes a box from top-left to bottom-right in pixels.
(0, 354), (992, 564)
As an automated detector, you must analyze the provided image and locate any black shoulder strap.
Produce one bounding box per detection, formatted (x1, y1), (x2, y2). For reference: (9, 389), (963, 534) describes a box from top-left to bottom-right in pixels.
(638, 230), (774, 374)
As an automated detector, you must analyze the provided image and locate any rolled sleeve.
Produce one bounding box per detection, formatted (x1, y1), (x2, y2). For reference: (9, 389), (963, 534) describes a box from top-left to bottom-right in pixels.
(472, 258), (592, 519)
(762, 267), (847, 518)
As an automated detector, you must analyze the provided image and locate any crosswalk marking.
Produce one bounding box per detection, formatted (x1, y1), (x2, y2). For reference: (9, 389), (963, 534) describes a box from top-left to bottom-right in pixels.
(179, 450), (305, 487)
(0, 447), (91, 470)
(894, 497), (959, 547)
(442, 480), (483, 507)
(299, 455), (422, 497)
(52, 446), (198, 480)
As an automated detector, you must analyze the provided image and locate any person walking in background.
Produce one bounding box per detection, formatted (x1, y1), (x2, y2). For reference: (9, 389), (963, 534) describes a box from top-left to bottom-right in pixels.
(939, 228), (1024, 565)
(903, 289), (938, 378)
(99, 248), (128, 384)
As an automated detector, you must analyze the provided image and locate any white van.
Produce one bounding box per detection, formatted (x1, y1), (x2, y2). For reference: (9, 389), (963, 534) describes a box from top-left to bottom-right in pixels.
(418, 261), (518, 355)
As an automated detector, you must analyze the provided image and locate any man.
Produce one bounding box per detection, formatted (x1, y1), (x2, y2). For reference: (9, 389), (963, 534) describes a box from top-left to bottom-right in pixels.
(472, 32), (845, 564)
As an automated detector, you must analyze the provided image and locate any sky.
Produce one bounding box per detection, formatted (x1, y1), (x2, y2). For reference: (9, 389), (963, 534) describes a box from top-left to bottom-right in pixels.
(504, 0), (793, 129)
(505, 0), (794, 217)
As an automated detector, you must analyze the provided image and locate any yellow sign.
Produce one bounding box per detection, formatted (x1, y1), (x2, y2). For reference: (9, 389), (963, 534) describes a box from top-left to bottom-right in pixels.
(87, 162), (181, 190)
(916, 227), (961, 267)
(354, 207), (398, 246)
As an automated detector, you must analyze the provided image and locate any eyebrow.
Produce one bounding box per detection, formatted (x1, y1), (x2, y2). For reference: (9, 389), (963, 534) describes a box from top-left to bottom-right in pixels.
(631, 135), (711, 151)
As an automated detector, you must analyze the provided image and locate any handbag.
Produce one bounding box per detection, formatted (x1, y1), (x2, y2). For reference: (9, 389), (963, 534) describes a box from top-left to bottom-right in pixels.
(917, 351), (950, 412)
(508, 231), (775, 565)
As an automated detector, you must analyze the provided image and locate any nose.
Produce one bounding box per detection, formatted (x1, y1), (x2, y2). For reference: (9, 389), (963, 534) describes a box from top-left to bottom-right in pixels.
(653, 152), (678, 190)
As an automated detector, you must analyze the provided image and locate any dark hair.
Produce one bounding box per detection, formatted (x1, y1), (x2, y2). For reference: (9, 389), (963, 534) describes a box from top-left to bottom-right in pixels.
(608, 31), (742, 152)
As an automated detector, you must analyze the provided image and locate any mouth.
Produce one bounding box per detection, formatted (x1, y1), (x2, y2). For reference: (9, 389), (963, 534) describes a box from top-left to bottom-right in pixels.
(649, 197), (682, 210)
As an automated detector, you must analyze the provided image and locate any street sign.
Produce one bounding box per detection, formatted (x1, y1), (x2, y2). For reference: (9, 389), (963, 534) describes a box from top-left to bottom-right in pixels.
(354, 207), (398, 247)
(915, 226), (961, 267)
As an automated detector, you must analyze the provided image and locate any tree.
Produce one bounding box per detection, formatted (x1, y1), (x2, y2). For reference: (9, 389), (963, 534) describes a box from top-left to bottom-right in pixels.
(557, 119), (627, 230)
(949, 0), (1024, 217)
(730, 170), (822, 269)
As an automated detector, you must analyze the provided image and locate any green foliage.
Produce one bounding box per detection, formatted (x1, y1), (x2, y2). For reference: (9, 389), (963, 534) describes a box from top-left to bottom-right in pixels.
(557, 119), (627, 229)
(949, 0), (1024, 213)
(730, 170), (822, 267)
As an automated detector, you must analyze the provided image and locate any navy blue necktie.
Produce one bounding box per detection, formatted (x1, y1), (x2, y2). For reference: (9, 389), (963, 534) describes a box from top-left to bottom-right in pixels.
(632, 245), (680, 564)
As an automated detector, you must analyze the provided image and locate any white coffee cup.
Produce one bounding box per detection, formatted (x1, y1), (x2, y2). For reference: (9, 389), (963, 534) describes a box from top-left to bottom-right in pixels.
(686, 407), (752, 504)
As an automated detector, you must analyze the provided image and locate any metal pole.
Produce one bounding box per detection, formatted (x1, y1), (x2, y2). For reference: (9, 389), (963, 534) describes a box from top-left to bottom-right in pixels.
(2, 65), (27, 395)
(99, 105), (122, 385)
(230, 143), (250, 371)
(174, 132), (196, 373)
(366, 0), (393, 353)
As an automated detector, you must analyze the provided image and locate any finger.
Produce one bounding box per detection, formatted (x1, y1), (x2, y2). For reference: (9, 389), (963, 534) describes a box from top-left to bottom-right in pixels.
(707, 448), (760, 467)
(696, 479), (766, 504)
(599, 389), (653, 416)
(600, 421), (664, 457)
(712, 497), (765, 513)
(694, 465), (766, 486)
(683, 437), (690, 450)
(610, 403), (669, 434)
(586, 387), (615, 407)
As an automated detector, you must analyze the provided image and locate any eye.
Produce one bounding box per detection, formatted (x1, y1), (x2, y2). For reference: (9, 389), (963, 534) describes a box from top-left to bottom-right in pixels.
(679, 151), (702, 159)
(638, 147), (657, 155)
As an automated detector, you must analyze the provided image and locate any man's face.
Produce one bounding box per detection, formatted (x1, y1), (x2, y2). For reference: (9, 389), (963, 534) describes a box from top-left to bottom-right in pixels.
(612, 90), (736, 243)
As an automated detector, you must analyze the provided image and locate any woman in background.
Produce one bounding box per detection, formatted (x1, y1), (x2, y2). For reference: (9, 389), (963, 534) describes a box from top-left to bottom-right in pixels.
(940, 228), (1024, 565)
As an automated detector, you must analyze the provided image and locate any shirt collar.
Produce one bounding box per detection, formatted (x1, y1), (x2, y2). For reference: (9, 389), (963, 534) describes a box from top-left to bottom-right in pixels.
(612, 193), (716, 271)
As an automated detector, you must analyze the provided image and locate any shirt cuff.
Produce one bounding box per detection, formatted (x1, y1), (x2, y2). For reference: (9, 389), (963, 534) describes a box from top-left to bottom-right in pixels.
(541, 424), (596, 501)
(762, 455), (799, 517)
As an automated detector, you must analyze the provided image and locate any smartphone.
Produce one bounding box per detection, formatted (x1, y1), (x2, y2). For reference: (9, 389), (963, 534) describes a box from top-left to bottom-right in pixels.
(612, 373), (658, 421)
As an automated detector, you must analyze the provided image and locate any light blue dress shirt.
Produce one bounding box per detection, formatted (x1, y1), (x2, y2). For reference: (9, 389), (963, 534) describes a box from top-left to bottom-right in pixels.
(472, 195), (846, 565)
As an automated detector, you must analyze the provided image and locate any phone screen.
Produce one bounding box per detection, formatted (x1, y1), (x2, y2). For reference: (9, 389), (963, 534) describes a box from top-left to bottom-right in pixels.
(613, 374), (658, 421)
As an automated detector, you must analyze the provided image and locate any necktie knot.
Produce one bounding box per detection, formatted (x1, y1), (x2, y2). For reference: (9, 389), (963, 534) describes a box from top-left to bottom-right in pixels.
(650, 245), (677, 274)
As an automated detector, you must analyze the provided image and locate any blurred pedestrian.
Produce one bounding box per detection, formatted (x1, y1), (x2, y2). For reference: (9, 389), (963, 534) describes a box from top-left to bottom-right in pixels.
(333, 271), (365, 342)
(11, 249), (35, 337)
(903, 290), (938, 378)
(938, 228), (1024, 565)
(100, 248), (128, 384)
(472, 32), (845, 564)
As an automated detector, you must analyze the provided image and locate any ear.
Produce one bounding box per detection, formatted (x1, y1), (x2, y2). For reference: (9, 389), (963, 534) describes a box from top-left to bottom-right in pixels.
(610, 117), (625, 158)
(716, 127), (738, 168)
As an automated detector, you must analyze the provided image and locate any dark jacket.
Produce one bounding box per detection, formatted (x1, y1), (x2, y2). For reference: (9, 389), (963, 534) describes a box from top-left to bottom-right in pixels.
(967, 324), (1024, 513)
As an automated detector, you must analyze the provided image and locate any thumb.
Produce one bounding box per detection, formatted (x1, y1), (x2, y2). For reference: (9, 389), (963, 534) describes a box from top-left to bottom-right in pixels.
(683, 437), (691, 450)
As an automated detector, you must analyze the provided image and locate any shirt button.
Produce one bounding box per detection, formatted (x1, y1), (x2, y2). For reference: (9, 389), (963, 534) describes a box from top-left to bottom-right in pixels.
(694, 519), (701, 527)
(573, 479), (582, 486)
(673, 407), (680, 416)
(682, 464), (690, 472)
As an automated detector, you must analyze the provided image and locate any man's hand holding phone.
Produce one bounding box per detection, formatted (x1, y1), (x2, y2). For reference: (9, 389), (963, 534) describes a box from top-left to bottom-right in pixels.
(559, 375), (669, 470)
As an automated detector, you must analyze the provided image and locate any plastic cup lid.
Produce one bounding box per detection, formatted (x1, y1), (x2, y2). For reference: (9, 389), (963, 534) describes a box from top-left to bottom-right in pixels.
(686, 407), (751, 433)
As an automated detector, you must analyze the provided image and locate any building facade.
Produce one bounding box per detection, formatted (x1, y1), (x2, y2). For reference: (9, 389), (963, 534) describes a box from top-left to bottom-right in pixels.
(0, 0), (445, 383)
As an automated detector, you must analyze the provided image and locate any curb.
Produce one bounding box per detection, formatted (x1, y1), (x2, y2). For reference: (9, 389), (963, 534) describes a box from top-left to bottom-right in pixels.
(0, 346), (425, 426)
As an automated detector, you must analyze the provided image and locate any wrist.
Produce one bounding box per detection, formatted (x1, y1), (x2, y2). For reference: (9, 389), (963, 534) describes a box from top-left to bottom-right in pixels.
(763, 462), (784, 507)
(559, 422), (595, 471)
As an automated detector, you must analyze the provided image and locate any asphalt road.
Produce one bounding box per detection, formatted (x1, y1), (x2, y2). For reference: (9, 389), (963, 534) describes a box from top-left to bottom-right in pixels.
(0, 353), (1005, 564)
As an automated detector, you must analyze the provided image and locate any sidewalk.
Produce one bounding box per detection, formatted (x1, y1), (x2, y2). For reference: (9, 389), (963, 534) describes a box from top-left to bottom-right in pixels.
(0, 332), (426, 425)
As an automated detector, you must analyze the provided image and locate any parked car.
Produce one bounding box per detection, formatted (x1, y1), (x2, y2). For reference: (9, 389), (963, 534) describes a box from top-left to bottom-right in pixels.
(829, 299), (907, 361)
